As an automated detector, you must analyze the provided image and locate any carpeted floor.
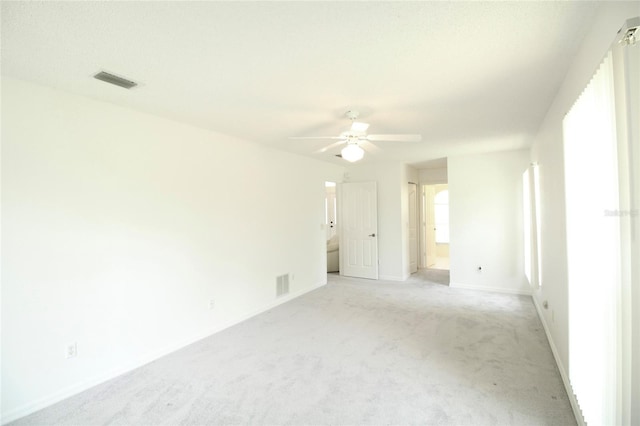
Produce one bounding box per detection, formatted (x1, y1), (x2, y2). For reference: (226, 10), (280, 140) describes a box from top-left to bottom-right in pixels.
(12, 271), (576, 425)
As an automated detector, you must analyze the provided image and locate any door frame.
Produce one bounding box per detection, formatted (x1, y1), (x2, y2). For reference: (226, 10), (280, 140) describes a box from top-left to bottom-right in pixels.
(408, 182), (419, 274)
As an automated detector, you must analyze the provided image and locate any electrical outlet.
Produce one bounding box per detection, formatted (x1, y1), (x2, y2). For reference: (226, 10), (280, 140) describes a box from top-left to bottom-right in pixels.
(66, 342), (77, 359)
(208, 299), (215, 310)
(477, 266), (482, 272)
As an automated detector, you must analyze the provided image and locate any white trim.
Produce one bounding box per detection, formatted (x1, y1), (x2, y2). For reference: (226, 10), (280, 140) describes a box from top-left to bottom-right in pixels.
(1, 281), (327, 425)
(449, 282), (532, 296)
(532, 297), (585, 426)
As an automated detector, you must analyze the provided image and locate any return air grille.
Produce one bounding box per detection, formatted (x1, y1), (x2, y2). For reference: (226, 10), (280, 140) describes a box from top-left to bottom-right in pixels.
(93, 71), (138, 89)
(276, 274), (290, 297)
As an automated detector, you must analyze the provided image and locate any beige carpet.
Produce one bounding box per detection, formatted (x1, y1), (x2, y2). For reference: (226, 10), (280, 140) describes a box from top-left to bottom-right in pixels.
(12, 271), (575, 425)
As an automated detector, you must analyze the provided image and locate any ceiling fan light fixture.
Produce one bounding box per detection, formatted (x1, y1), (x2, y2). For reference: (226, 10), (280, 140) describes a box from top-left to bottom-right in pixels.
(341, 144), (364, 162)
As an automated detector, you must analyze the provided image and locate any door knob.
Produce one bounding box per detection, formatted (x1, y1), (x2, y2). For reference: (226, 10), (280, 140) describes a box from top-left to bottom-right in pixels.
(369, 233), (376, 237)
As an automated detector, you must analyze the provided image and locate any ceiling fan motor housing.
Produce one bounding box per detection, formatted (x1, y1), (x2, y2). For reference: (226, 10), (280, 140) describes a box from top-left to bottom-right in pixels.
(345, 110), (359, 120)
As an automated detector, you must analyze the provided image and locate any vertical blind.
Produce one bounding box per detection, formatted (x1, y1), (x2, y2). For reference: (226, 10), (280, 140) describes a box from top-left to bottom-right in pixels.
(563, 51), (620, 425)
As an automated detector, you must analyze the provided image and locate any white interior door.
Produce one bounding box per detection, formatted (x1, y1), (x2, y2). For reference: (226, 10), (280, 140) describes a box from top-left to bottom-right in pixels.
(325, 183), (337, 240)
(424, 185), (437, 268)
(341, 182), (378, 279)
(409, 183), (418, 273)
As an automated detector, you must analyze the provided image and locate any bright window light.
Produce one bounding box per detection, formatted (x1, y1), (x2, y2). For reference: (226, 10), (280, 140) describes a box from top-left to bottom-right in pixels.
(532, 163), (542, 286)
(522, 169), (532, 285)
(563, 50), (619, 426)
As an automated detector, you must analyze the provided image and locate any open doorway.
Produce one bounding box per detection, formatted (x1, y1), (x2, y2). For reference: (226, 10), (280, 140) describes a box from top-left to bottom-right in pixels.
(421, 184), (449, 270)
(325, 182), (339, 273)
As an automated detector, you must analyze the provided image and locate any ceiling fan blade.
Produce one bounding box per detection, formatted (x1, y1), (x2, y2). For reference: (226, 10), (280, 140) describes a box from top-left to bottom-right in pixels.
(313, 139), (348, 154)
(366, 134), (422, 142)
(351, 121), (370, 133)
(359, 140), (382, 154)
(289, 136), (344, 140)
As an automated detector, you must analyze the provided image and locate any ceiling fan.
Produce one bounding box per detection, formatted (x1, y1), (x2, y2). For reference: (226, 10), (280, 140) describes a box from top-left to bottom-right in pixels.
(290, 110), (422, 162)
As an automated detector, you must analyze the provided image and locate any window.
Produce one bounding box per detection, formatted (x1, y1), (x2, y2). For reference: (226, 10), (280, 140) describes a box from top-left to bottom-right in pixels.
(563, 50), (619, 426)
(522, 169), (532, 285)
(532, 164), (542, 286)
(523, 163), (543, 288)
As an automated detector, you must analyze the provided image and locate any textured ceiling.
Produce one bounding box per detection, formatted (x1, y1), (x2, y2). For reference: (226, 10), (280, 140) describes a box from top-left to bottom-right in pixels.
(2, 1), (603, 167)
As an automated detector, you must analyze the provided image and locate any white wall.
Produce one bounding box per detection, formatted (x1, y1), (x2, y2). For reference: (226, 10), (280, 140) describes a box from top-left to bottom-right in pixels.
(448, 149), (530, 295)
(1, 77), (344, 422)
(418, 167), (447, 184)
(529, 3), (640, 423)
(345, 162), (407, 281)
(401, 165), (419, 278)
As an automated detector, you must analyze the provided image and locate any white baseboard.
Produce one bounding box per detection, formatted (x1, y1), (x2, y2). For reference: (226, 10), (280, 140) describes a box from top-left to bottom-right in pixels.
(449, 282), (532, 296)
(531, 297), (585, 426)
(1, 281), (327, 425)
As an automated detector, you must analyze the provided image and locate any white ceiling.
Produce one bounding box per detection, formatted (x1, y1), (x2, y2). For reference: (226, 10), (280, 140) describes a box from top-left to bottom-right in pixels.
(2, 1), (603, 168)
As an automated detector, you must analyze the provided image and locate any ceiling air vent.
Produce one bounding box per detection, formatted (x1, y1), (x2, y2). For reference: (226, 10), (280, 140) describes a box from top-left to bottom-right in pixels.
(93, 71), (138, 89)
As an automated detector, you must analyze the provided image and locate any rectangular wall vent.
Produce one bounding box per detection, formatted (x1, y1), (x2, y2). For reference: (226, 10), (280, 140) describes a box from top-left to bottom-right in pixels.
(276, 274), (290, 297)
(93, 71), (138, 89)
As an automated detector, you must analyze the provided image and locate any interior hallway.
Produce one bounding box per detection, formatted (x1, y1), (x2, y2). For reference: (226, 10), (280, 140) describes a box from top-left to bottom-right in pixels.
(11, 273), (575, 425)
(430, 257), (450, 270)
